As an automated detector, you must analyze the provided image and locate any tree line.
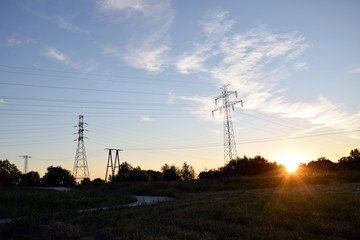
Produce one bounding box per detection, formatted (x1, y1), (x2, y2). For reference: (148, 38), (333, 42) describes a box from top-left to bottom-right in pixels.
(198, 148), (360, 179)
(297, 148), (360, 175)
(1, 148), (360, 186)
(0, 160), (196, 187)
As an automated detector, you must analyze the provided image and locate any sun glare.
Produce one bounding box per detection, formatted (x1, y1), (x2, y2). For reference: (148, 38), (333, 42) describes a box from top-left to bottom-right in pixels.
(277, 151), (306, 173)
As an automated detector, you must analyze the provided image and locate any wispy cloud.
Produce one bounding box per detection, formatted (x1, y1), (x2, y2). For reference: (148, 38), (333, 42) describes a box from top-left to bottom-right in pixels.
(349, 67), (360, 74)
(99, 0), (150, 15)
(44, 47), (97, 72)
(200, 9), (235, 37)
(140, 115), (153, 122)
(98, 0), (174, 72)
(122, 42), (170, 72)
(7, 38), (36, 47)
(176, 12), (360, 136)
(294, 61), (309, 70)
(58, 17), (88, 34)
(45, 47), (68, 62)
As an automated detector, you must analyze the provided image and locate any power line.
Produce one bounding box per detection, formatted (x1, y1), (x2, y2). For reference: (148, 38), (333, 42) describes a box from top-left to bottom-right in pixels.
(122, 129), (360, 151)
(0, 95), (192, 107)
(0, 64), (209, 87)
(0, 82), (173, 96)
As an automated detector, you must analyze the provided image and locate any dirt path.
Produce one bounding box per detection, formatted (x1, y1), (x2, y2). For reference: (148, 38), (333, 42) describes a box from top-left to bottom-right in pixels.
(1, 195), (173, 224)
(78, 195), (173, 213)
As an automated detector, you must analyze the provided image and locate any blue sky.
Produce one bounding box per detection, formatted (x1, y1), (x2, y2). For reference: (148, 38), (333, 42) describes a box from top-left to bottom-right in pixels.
(1, 0), (360, 179)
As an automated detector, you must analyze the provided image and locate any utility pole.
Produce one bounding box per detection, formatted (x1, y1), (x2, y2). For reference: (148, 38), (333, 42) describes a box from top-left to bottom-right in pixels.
(73, 115), (90, 182)
(105, 148), (122, 182)
(212, 84), (243, 164)
(19, 155), (31, 174)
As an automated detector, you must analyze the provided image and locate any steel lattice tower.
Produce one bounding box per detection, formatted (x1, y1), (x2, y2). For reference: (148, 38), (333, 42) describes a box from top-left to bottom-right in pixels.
(73, 115), (90, 182)
(105, 148), (122, 182)
(19, 155), (31, 174)
(212, 84), (243, 164)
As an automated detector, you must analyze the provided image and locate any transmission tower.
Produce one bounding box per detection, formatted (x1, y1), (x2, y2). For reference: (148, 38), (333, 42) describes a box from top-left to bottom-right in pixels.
(19, 155), (31, 174)
(105, 148), (122, 182)
(73, 115), (90, 182)
(212, 84), (243, 164)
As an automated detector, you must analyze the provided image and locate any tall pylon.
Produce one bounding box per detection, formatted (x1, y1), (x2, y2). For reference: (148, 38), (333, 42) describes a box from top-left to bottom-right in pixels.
(105, 148), (122, 182)
(212, 84), (243, 164)
(73, 115), (90, 182)
(19, 155), (31, 174)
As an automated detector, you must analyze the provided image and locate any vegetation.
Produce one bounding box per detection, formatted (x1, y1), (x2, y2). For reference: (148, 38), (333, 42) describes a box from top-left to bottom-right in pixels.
(111, 161), (196, 183)
(41, 166), (76, 187)
(1, 149), (360, 238)
(199, 155), (284, 179)
(0, 159), (21, 187)
(1, 174), (360, 239)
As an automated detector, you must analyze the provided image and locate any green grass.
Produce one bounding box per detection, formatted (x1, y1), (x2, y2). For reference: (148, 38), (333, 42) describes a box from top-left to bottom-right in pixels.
(1, 174), (360, 239)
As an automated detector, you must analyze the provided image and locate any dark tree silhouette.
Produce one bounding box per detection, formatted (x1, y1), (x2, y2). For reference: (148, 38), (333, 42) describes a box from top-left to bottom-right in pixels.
(161, 164), (181, 181)
(41, 166), (75, 187)
(339, 148), (360, 170)
(0, 159), (21, 187)
(199, 155), (283, 179)
(146, 170), (164, 181)
(81, 177), (91, 186)
(307, 157), (338, 173)
(180, 162), (196, 181)
(92, 178), (105, 185)
(19, 171), (41, 187)
(113, 162), (151, 182)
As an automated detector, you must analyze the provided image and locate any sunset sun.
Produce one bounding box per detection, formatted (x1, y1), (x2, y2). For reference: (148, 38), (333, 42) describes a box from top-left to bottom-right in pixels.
(277, 151), (307, 173)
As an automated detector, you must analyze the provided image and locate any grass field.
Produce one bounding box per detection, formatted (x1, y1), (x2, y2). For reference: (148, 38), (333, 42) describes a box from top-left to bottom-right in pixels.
(1, 173), (360, 239)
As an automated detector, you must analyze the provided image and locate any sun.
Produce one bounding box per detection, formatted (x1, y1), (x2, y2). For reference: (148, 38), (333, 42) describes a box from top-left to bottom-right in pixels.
(277, 151), (307, 173)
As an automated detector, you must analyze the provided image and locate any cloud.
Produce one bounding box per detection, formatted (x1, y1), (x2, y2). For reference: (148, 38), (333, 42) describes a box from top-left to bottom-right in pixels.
(98, 0), (174, 72)
(140, 115), (153, 122)
(45, 47), (67, 62)
(58, 17), (88, 34)
(294, 62), (309, 70)
(7, 38), (36, 47)
(122, 43), (170, 72)
(200, 9), (234, 37)
(349, 68), (360, 74)
(174, 13), (360, 136)
(44, 47), (97, 72)
(99, 0), (150, 15)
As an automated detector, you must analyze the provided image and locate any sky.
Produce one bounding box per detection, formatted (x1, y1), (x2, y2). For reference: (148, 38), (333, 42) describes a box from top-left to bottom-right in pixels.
(1, 0), (360, 180)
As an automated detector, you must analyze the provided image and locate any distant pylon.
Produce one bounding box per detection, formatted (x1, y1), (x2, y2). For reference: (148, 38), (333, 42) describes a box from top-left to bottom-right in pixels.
(104, 148), (122, 182)
(212, 84), (243, 164)
(73, 115), (90, 182)
(19, 155), (31, 174)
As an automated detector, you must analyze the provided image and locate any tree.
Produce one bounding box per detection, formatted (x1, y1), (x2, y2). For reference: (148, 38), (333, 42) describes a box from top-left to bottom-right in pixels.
(112, 163), (151, 182)
(146, 170), (164, 181)
(180, 162), (195, 181)
(41, 166), (76, 187)
(92, 178), (105, 185)
(128, 167), (151, 182)
(0, 159), (21, 187)
(338, 148), (360, 170)
(19, 171), (41, 187)
(307, 157), (337, 173)
(80, 178), (91, 186)
(161, 164), (181, 181)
